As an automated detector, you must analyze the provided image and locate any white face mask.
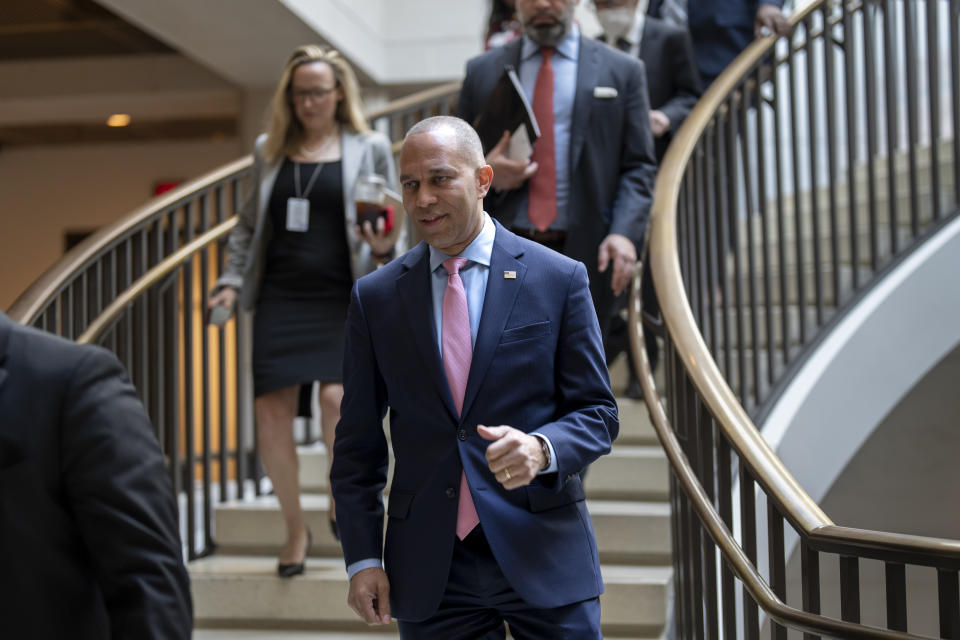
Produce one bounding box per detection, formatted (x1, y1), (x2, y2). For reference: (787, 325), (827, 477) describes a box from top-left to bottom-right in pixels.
(597, 6), (636, 41)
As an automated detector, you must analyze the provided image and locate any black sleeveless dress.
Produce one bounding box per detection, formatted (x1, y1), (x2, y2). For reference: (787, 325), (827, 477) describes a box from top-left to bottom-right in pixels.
(252, 159), (352, 396)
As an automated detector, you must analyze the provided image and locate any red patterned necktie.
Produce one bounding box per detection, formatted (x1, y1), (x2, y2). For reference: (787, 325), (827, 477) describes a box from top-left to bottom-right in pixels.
(528, 47), (557, 232)
(441, 257), (480, 540)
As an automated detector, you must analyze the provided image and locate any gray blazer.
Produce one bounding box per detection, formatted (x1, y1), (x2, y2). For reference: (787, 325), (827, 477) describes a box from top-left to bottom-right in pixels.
(216, 128), (401, 310)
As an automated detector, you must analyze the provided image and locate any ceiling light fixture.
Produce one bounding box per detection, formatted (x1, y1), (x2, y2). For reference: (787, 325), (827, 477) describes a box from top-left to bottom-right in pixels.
(106, 114), (131, 127)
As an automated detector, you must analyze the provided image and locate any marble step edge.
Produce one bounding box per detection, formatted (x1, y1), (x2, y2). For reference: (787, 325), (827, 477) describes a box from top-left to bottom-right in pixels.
(190, 555), (672, 633)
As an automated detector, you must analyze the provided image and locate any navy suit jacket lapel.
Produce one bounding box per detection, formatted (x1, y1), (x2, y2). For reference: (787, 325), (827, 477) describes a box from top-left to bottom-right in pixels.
(460, 224), (526, 420)
(396, 244), (458, 419)
(570, 35), (600, 171)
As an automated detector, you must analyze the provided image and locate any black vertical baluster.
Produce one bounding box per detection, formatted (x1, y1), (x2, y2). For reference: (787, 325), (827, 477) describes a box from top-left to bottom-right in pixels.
(704, 133), (719, 358)
(669, 473), (687, 639)
(903, 0), (921, 237)
(183, 261), (197, 560)
(699, 407), (719, 639)
(165, 276), (181, 520)
(728, 97), (746, 402)
(939, 569), (960, 639)
(43, 305), (55, 335)
(805, 14), (824, 324)
(717, 111), (733, 382)
(63, 284), (74, 341)
(927, 0), (942, 222)
(200, 198), (215, 553)
(138, 229), (149, 408)
(740, 467), (760, 639)
(234, 307), (248, 500)
(687, 381), (704, 639)
(108, 249), (118, 354)
(767, 500), (787, 640)
(690, 170), (704, 329)
(755, 72), (775, 396)
(717, 435), (736, 640)
(788, 30), (807, 346)
(952, 0), (960, 207)
(740, 80), (761, 408)
(862, 2), (881, 271)
(884, 0), (901, 253)
(823, 4), (842, 309)
(885, 562), (908, 632)
(664, 344), (687, 636)
(79, 273), (89, 336)
(842, 1), (860, 295)
(839, 555), (861, 622)
(675, 369), (694, 637)
(801, 542), (821, 640)
(182, 207), (198, 560)
(123, 239), (134, 375)
(94, 260), (103, 324)
(694, 149), (708, 339)
(773, 65), (790, 365)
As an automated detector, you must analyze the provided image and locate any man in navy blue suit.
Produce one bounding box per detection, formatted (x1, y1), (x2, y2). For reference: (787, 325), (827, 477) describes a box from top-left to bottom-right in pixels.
(330, 116), (618, 638)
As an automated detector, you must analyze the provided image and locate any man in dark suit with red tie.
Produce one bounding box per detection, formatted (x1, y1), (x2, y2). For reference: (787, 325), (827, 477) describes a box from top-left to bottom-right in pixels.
(456, 0), (658, 340)
(330, 116), (618, 638)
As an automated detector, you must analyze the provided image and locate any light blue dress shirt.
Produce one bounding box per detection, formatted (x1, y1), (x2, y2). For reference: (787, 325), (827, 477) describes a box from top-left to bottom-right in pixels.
(345, 214), (558, 580)
(516, 24), (580, 231)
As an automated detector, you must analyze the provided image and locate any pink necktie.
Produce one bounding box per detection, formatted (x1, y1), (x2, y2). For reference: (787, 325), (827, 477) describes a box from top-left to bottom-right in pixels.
(442, 257), (480, 540)
(528, 47), (557, 232)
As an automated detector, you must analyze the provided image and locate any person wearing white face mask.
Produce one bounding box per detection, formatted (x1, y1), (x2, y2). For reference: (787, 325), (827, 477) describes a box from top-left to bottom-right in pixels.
(594, 0), (700, 160)
(594, 0), (702, 397)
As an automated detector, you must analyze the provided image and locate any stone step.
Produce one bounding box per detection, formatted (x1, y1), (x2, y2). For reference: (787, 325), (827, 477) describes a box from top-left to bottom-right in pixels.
(299, 444), (668, 502)
(189, 555), (672, 637)
(213, 495), (672, 565)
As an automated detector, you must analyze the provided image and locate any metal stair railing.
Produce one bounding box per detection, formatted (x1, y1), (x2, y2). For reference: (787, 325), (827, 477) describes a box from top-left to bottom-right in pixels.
(634, 0), (960, 637)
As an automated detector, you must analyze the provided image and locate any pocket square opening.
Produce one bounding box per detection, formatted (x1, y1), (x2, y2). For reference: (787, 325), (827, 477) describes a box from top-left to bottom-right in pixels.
(593, 86), (618, 98)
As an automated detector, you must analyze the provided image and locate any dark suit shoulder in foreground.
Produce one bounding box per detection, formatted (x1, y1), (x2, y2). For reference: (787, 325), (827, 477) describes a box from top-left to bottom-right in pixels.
(0, 314), (193, 639)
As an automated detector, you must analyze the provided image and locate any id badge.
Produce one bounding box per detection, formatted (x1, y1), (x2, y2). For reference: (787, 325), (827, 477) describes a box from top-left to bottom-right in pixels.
(286, 197), (310, 232)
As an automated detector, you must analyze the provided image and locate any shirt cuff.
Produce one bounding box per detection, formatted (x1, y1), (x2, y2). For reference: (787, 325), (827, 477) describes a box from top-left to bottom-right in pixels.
(346, 558), (382, 580)
(533, 434), (558, 474)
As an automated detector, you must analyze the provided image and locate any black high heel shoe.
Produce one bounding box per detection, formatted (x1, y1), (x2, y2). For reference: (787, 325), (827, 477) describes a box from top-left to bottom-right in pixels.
(277, 528), (312, 578)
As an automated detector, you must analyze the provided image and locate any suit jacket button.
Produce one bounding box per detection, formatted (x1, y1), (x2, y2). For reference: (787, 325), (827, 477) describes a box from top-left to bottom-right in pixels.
(457, 429), (467, 441)
(445, 487), (457, 499)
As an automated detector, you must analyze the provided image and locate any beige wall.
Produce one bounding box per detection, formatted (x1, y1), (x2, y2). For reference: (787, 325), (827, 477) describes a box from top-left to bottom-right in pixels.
(0, 138), (243, 312)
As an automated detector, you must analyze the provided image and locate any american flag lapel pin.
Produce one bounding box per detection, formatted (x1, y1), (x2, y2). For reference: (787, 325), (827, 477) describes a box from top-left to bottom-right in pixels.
(504, 270), (517, 279)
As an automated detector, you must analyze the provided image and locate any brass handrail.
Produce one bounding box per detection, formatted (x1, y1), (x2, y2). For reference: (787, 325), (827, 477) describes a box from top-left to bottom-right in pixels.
(649, 0), (960, 564)
(76, 219), (237, 345)
(365, 81), (462, 122)
(628, 266), (918, 639)
(641, 0), (960, 634)
(7, 155), (252, 324)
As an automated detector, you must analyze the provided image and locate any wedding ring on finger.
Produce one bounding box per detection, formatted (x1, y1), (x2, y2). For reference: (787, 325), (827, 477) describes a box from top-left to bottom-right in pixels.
(504, 468), (512, 481)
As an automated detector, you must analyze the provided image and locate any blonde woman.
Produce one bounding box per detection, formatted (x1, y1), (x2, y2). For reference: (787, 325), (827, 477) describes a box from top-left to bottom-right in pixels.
(209, 45), (402, 577)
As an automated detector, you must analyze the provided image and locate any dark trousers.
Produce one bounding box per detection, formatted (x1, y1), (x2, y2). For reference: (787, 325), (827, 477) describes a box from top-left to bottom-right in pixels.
(398, 528), (602, 639)
(604, 260), (661, 380)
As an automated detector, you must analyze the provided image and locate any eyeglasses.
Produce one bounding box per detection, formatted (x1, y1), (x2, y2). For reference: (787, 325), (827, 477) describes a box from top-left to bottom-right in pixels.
(290, 86), (338, 103)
